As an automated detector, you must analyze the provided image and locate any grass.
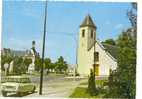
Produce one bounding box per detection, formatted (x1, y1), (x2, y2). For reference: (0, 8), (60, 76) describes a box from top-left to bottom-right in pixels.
(69, 87), (106, 98)
(70, 80), (108, 98)
(80, 80), (107, 86)
(96, 80), (107, 86)
(69, 87), (96, 98)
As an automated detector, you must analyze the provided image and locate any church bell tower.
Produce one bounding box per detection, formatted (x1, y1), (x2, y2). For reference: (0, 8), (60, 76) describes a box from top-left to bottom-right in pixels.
(77, 14), (97, 75)
(79, 14), (96, 51)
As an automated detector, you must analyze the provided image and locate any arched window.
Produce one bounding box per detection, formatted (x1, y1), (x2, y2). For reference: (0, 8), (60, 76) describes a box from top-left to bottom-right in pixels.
(82, 29), (85, 37)
(95, 52), (99, 61)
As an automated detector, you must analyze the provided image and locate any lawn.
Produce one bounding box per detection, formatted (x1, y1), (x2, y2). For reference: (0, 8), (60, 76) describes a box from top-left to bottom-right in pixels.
(69, 80), (108, 98)
(80, 80), (107, 86)
(70, 87), (96, 98)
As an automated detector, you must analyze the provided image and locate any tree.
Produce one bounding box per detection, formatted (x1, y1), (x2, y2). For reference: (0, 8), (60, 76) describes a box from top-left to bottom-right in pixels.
(23, 58), (32, 71)
(127, 3), (137, 28)
(106, 3), (136, 98)
(55, 56), (68, 73)
(35, 57), (42, 72)
(106, 31), (136, 98)
(50, 63), (56, 71)
(44, 58), (52, 72)
(88, 69), (98, 96)
(12, 56), (24, 75)
(102, 39), (116, 46)
(118, 31), (136, 98)
(127, 3), (137, 38)
(1, 55), (13, 71)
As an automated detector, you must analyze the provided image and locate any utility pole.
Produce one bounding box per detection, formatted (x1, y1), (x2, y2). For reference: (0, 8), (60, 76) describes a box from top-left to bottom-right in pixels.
(93, 28), (97, 91)
(39, 0), (47, 95)
(74, 36), (78, 81)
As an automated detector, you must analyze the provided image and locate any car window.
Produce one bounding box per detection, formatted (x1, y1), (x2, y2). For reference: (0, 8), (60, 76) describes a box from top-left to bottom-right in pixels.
(20, 78), (31, 83)
(3, 78), (17, 82)
(3, 77), (31, 83)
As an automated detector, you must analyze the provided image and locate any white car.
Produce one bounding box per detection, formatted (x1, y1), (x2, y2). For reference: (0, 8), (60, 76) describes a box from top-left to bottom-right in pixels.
(1, 76), (36, 97)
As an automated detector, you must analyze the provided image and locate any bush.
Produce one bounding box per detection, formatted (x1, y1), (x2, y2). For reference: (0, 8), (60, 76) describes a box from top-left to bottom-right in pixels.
(88, 69), (97, 96)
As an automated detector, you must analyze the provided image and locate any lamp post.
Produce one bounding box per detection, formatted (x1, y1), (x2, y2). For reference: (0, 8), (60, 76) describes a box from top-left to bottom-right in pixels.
(93, 28), (97, 91)
(39, 0), (47, 95)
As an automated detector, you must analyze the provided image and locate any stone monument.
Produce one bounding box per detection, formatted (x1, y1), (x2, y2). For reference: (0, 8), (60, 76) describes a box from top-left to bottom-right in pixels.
(27, 41), (37, 74)
(9, 61), (14, 74)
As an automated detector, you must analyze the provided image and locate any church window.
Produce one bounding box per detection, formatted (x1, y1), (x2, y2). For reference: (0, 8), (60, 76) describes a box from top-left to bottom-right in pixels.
(91, 30), (93, 38)
(95, 52), (99, 61)
(82, 29), (85, 37)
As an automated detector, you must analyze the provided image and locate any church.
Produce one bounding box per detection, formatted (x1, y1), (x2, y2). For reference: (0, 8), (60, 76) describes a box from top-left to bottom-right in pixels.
(77, 15), (117, 76)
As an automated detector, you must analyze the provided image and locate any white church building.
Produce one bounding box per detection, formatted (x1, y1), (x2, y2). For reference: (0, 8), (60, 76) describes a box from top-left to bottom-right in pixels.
(77, 15), (117, 76)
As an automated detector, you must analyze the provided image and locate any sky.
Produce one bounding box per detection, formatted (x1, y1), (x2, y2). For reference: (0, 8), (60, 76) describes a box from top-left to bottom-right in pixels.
(2, 1), (132, 64)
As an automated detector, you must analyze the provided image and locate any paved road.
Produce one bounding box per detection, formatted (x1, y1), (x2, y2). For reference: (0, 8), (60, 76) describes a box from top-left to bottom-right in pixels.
(27, 79), (81, 97)
(0, 74), (84, 97)
(0, 74), (106, 97)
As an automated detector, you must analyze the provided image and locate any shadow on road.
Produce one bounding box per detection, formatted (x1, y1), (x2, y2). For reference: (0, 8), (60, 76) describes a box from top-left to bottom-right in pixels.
(3, 91), (37, 97)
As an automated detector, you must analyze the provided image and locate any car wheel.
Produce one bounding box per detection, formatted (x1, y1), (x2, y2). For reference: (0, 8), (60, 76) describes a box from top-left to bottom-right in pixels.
(2, 91), (7, 97)
(32, 86), (36, 93)
(17, 92), (23, 97)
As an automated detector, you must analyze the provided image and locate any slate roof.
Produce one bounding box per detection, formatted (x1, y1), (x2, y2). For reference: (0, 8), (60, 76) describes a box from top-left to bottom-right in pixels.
(10, 49), (26, 57)
(101, 43), (118, 60)
(80, 14), (96, 28)
(88, 41), (118, 61)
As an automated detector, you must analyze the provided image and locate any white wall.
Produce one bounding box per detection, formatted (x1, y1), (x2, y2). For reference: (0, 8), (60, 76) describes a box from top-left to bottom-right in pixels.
(95, 42), (117, 76)
(77, 40), (117, 76)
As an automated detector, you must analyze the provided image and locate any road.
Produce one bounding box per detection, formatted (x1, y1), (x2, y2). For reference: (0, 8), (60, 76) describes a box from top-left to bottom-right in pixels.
(0, 74), (85, 97)
(27, 74), (83, 97)
(0, 74), (106, 97)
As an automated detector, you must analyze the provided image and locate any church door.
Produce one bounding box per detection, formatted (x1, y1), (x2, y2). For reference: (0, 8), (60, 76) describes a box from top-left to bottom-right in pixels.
(95, 64), (99, 76)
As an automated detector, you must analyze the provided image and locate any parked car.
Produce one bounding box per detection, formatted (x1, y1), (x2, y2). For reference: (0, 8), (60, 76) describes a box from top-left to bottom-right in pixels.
(1, 76), (36, 97)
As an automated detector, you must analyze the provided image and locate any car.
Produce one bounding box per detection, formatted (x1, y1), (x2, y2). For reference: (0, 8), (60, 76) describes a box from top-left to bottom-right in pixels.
(1, 76), (36, 97)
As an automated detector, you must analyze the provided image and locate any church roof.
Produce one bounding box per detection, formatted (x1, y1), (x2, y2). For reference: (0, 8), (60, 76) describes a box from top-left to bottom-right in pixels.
(88, 40), (118, 61)
(80, 14), (96, 28)
(9, 49), (26, 57)
(102, 43), (118, 60)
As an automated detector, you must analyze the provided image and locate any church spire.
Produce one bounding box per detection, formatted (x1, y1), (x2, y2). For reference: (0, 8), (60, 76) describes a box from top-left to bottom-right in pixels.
(80, 14), (96, 29)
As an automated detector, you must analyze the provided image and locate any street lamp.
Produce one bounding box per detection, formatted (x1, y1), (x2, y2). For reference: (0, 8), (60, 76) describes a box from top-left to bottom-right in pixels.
(73, 36), (78, 80)
(39, 0), (47, 95)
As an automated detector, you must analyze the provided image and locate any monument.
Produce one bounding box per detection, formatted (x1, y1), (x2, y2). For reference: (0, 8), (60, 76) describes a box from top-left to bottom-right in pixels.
(25, 41), (38, 74)
(9, 61), (14, 74)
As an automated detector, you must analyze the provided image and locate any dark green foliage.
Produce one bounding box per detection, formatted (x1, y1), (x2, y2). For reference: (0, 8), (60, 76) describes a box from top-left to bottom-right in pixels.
(55, 56), (68, 73)
(1, 54), (32, 75)
(70, 87), (93, 98)
(102, 39), (116, 46)
(35, 56), (68, 73)
(44, 58), (51, 70)
(35, 57), (42, 71)
(1, 55), (13, 71)
(23, 58), (32, 71)
(88, 69), (97, 96)
(105, 3), (136, 98)
(12, 56), (24, 75)
(106, 30), (136, 98)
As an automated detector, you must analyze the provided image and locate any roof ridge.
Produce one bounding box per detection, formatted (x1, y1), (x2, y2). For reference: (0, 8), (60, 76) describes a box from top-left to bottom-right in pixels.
(88, 40), (117, 61)
(80, 15), (96, 28)
(102, 43), (117, 48)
